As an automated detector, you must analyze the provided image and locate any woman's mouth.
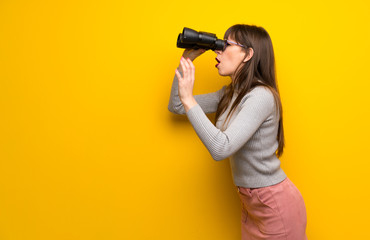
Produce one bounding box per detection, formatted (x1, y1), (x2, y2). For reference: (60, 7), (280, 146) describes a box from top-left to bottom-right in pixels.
(215, 58), (220, 68)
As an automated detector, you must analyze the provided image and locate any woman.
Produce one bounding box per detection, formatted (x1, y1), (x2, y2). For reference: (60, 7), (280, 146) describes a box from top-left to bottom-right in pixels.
(168, 24), (307, 240)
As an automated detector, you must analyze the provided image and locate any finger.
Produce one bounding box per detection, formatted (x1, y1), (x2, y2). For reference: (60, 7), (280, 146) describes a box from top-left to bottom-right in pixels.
(181, 57), (190, 80)
(179, 57), (187, 78)
(182, 57), (191, 73)
(178, 57), (184, 72)
(175, 68), (182, 81)
(187, 57), (195, 71)
(187, 57), (195, 69)
(185, 58), (194, 81)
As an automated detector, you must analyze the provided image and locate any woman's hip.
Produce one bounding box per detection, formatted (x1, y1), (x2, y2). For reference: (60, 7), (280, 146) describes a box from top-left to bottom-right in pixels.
(237, 177), (307, 239)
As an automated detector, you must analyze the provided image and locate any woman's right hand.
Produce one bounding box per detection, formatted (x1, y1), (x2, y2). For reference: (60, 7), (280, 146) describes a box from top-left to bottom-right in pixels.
(182, 48), (206, 61)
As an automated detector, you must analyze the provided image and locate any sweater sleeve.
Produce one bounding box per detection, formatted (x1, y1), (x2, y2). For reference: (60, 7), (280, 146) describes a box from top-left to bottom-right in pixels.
(185, 87), (276, 161)
(168, 74), (225, 115)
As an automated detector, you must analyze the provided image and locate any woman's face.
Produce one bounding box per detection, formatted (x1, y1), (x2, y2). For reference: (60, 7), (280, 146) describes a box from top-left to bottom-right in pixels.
(214, 37), (247, 78)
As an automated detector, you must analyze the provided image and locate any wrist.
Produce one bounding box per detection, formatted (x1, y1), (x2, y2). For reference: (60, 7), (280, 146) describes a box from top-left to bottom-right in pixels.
(183, 97), (197, 112)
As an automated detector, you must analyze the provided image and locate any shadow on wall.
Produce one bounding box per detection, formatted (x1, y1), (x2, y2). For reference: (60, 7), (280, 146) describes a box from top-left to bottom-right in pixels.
(167, 110), (242, 232)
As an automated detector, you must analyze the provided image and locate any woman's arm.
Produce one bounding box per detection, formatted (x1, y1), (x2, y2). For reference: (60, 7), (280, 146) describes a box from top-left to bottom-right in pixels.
(168, 72), (225, 115)
(186, 87), (276, 161)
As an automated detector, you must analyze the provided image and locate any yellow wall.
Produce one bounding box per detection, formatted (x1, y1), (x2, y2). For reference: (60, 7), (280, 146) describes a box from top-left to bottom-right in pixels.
(1, 0), (369, 239)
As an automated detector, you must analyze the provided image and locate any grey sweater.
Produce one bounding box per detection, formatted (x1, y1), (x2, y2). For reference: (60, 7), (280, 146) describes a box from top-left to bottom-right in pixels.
(168, 75), (286, 188)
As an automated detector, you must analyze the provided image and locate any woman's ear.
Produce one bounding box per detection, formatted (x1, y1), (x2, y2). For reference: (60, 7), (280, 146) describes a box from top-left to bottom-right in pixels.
(243, 48), (254, 63)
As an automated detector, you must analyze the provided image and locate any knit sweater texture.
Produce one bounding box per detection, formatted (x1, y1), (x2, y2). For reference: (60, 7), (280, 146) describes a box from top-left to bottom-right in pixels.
(168, 75), (286, 188)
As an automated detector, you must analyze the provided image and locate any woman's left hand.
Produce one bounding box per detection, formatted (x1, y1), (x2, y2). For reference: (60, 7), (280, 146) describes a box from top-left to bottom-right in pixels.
(175, 57), (198, 112)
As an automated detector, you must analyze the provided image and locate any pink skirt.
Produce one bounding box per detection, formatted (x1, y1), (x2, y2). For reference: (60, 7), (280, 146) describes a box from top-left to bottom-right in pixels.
(237, 178), (307, 240)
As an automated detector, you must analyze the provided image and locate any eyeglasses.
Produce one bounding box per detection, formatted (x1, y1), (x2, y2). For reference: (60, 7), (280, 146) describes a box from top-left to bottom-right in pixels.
(223, 40), (247, 51)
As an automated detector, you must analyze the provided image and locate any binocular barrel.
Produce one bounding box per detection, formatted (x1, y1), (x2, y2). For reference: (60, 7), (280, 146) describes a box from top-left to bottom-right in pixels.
(177, 27), (225, 51)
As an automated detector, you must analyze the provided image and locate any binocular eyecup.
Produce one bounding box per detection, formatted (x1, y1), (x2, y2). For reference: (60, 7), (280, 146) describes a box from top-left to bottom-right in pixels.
(177, 27), (225, 51)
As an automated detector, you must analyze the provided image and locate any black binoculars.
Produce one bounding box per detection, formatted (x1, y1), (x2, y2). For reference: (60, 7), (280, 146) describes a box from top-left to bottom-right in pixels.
(176, 27), (225, 51)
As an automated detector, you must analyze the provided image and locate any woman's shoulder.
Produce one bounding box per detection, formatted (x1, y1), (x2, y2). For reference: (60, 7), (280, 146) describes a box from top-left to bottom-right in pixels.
(238, 86), (278, 118)
(241, 85), (275, 105)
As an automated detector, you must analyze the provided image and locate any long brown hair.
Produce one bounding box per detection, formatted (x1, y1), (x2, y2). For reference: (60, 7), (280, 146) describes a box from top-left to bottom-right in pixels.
(215, 24), (285, 157)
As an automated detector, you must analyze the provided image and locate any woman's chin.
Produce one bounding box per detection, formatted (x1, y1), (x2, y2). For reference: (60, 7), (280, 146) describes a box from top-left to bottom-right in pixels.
(217, 70), (229, 77)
